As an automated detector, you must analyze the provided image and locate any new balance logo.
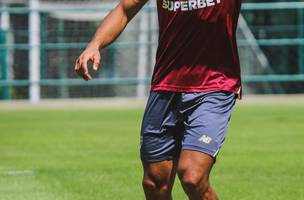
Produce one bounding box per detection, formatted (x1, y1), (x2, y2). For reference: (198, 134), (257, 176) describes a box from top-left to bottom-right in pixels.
(198, 135), (213, 144)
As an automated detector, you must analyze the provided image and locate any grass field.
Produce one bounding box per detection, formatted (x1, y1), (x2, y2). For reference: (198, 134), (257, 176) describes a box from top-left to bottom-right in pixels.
(0, 104), (304, 200)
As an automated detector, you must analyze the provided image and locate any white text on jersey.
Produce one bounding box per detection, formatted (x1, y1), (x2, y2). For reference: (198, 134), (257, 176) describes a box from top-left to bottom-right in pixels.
(162, 0), (221, 12)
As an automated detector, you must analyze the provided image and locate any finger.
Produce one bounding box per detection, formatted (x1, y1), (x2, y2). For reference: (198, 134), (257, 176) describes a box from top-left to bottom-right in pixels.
(75, 59), (89, 80)
(75, 67), (85, 78)
(74, 58), (81, 70)
(75, 58), (84, 78)
(81, 57), (89, 74)
(84, 71), (93, 81)
(92, 54), (101, 71)
(76, 67), (91, 81)
(80, 57), (92, 81)
(93, 60), (100, 71)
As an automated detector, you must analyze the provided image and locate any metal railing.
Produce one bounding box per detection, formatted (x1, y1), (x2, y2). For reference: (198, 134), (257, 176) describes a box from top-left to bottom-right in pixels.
(0, 1), (304, 100)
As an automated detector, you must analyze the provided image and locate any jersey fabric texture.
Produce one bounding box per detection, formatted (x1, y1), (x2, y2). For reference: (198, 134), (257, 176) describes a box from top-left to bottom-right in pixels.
(151, 0), (242, 93)
(140, 91), (236, 163)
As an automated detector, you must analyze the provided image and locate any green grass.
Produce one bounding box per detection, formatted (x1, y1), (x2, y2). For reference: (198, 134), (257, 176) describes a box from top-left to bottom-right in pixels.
(0, 104), (304, 200)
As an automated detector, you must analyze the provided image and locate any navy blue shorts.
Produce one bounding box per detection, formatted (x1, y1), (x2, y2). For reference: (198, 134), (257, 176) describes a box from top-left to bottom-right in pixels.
(140, 91), (237, 163)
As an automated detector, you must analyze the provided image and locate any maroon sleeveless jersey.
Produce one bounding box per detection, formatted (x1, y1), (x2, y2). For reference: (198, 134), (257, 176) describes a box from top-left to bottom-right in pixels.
(151, 0), (242, 94)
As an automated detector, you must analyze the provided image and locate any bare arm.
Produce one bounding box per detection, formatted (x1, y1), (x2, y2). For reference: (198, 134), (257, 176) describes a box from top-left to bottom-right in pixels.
(74, 0), (148, 80)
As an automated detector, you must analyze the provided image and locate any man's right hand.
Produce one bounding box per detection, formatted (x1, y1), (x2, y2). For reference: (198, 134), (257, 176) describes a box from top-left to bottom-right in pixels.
(74, 0), (148, 81)
(74, 44), (101, 81)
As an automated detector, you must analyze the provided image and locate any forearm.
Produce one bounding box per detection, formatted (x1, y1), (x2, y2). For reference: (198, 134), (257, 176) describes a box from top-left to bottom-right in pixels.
(88, 0), (147, 49)
(75, 0), (147, 81)
(88, 5), (128, 49)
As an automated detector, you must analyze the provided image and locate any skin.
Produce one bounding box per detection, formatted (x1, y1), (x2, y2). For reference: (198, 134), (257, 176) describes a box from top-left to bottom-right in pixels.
(177, 150), (219, 200)
(75, 1), (219, 199)
(142, 150), (219, 200)
(142, 160), (177, 200)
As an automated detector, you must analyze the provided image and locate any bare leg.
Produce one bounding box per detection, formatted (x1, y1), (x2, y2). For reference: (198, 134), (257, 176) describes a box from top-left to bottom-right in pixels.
(142, 160), (177, 200)
(177, 150), (219, 200)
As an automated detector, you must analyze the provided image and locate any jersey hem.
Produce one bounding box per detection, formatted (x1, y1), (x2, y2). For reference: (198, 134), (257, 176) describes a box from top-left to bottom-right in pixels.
(151, 84), (241, 95)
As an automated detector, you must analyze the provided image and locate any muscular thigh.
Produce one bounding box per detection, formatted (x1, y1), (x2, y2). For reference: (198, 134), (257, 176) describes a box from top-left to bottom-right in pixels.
(177, 150), (215, 179)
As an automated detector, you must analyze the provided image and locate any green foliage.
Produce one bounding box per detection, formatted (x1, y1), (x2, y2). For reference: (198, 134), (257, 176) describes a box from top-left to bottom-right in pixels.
(0, 105), (303, 199)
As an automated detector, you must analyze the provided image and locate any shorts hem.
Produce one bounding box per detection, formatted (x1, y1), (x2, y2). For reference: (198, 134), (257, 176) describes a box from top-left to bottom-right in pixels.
(140, 155), (178, 163)
(181, 145), (219, 158)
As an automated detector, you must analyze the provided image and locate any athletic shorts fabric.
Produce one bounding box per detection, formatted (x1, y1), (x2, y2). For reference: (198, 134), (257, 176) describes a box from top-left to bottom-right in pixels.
(140, 91), (237, 163)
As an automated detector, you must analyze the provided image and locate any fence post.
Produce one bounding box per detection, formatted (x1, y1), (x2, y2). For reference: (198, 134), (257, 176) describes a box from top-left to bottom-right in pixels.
(299, 8), (304, 74)
(0, 30), (9, 100)
(136, 7), (149, 99)
(58, 20), (69, 98)
(40, 13), (48, 79)
(0, 6), (10, 100)
(29, 0), (41, 102)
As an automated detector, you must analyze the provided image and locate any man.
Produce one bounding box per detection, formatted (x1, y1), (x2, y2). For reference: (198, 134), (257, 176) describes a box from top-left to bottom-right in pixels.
(74, 0), (242, 199)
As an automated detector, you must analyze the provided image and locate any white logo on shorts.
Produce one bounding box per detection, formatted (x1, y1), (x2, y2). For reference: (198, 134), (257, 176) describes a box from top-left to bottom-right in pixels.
(198, 135), (213, 144)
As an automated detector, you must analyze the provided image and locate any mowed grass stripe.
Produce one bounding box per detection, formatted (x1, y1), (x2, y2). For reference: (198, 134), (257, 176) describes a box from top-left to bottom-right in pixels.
(0, 105), (303, 200)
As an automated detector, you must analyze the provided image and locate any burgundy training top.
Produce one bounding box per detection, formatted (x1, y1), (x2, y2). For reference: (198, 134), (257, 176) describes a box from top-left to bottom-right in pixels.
(151, 0), (242, 94)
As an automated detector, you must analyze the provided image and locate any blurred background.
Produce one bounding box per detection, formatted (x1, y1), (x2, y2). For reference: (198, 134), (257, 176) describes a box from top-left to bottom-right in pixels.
(0, 1), (304, 200)
(0, 0), (304, 102)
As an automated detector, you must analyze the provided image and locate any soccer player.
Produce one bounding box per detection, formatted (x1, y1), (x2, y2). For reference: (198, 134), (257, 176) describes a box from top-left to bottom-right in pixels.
(74, 0), (242, 199)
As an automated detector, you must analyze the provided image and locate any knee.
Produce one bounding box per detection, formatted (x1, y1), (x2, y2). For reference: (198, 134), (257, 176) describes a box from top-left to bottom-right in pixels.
(178, 168), (209, 193)
(142, 178), (155, 192)
(142, 177), (171, 195)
